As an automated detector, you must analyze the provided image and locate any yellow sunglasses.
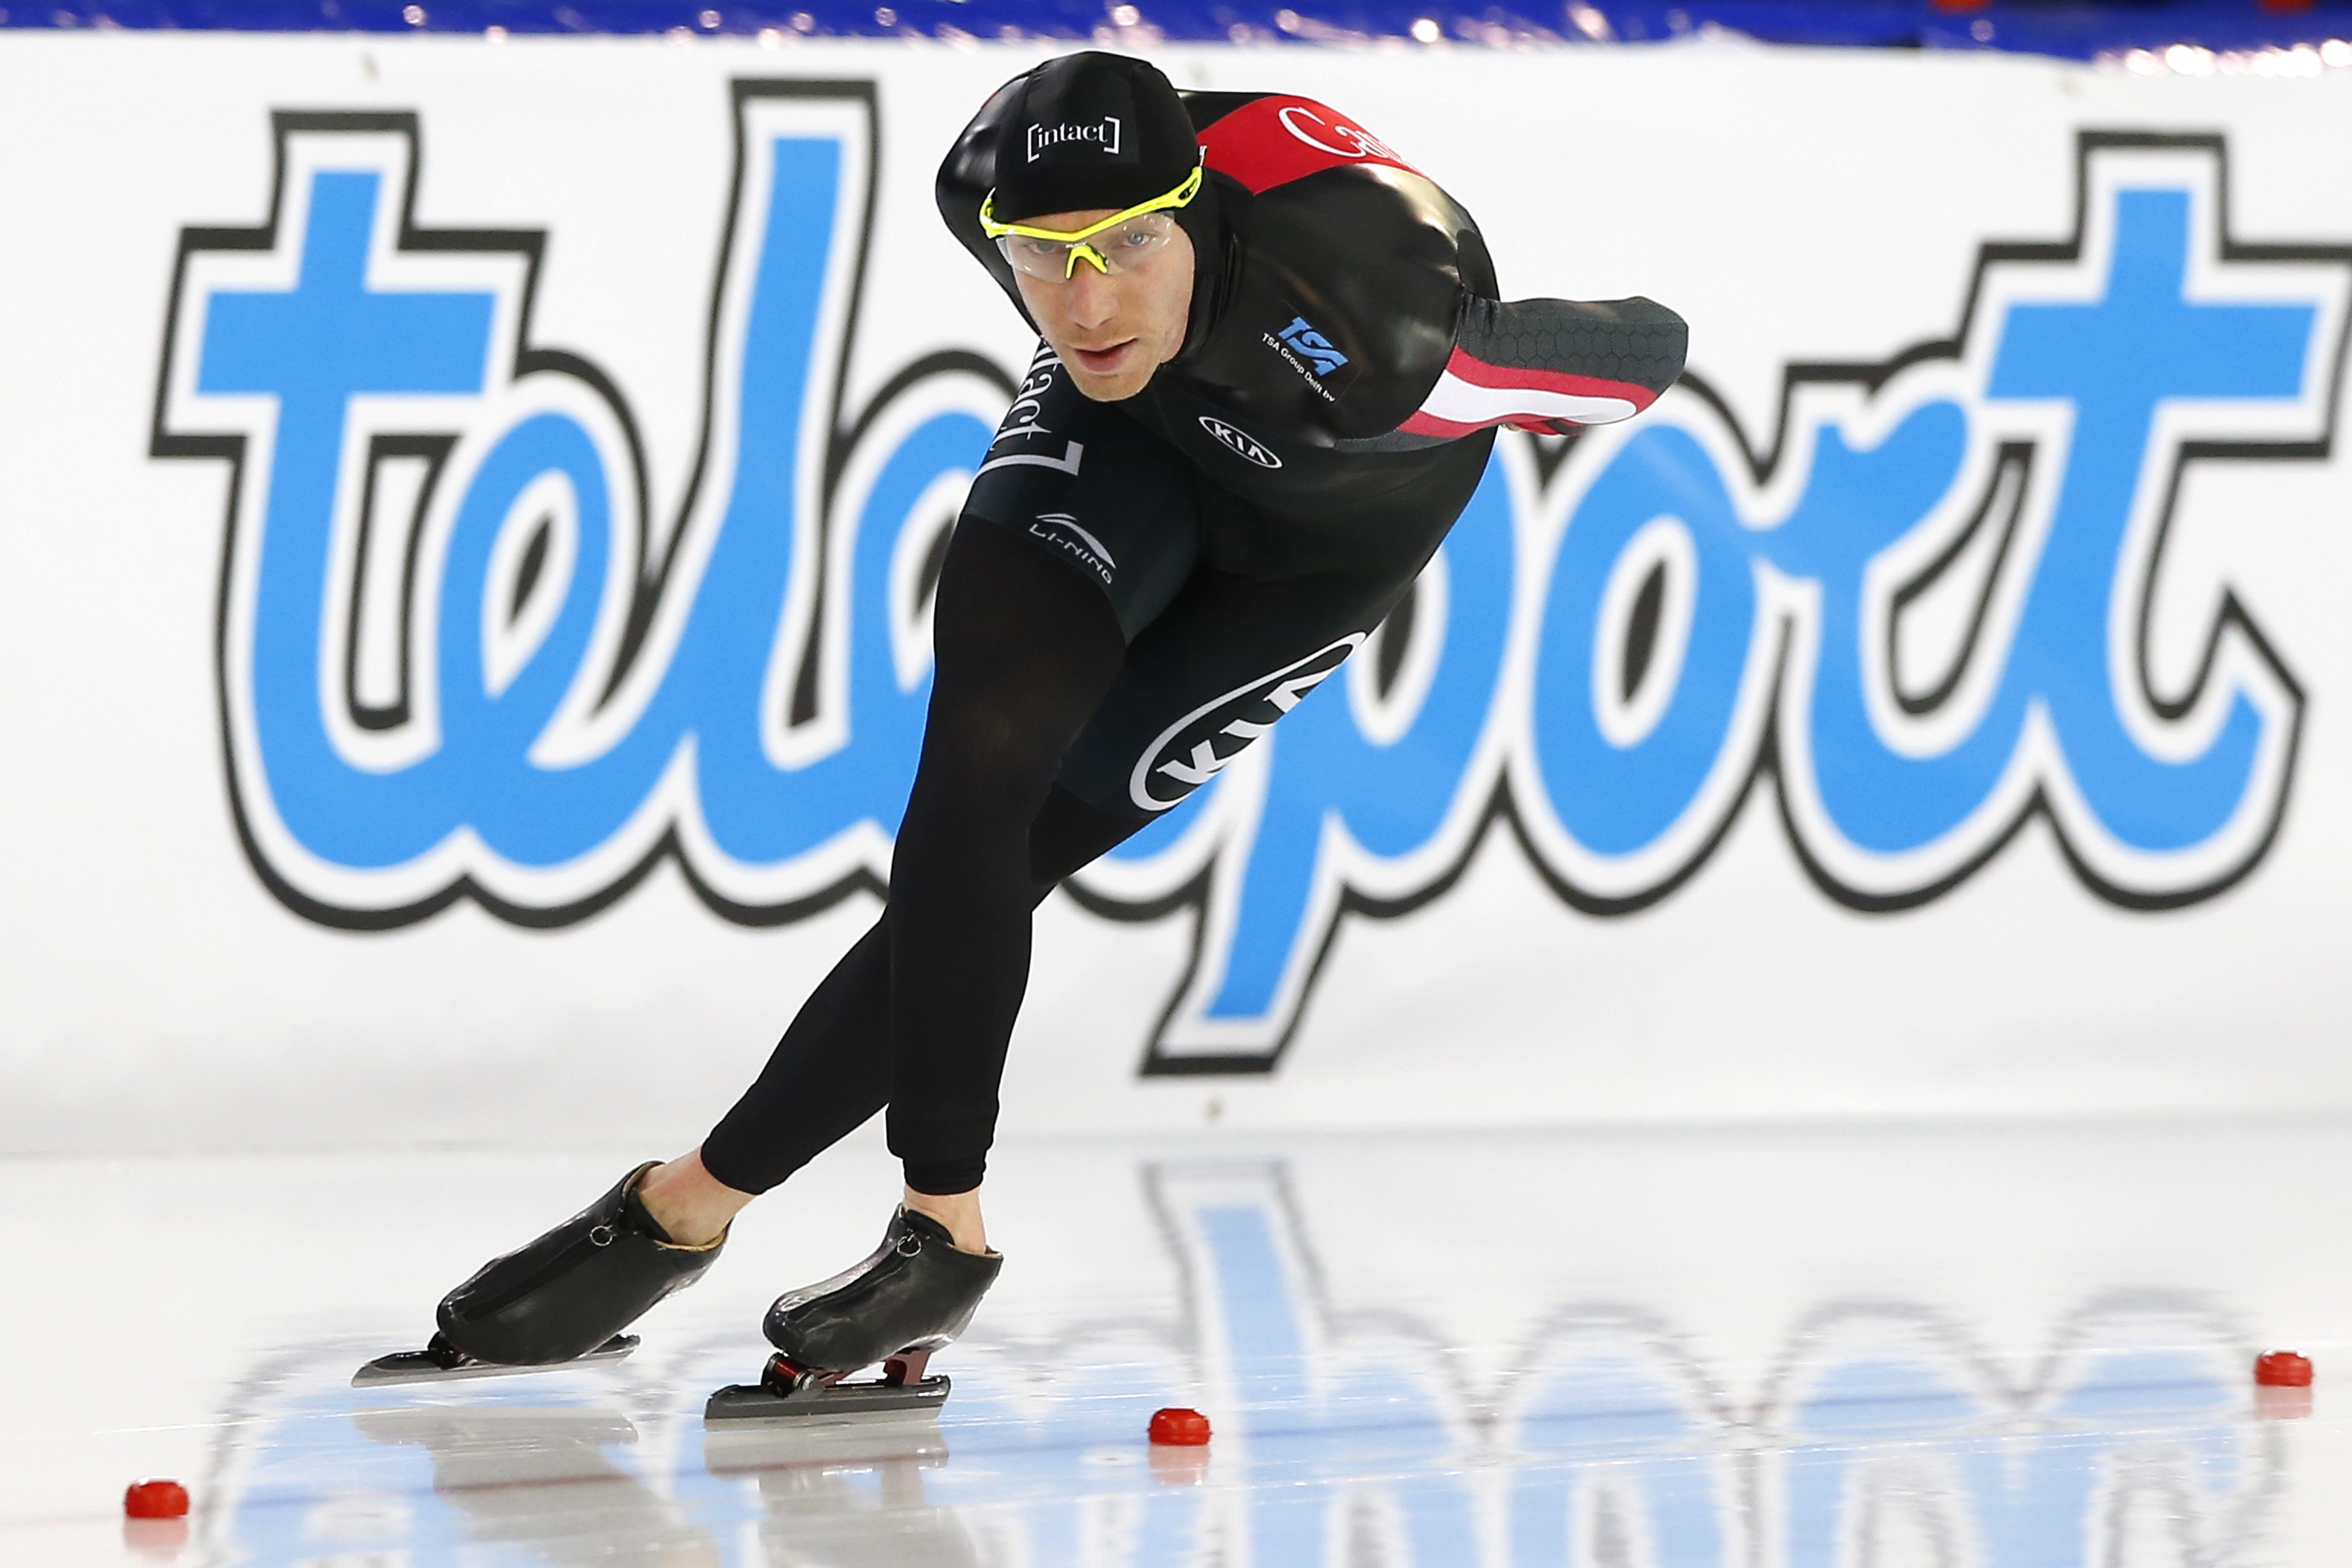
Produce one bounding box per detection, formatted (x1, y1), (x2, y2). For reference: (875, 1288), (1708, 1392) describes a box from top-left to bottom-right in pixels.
(979, 164), (1204, 279)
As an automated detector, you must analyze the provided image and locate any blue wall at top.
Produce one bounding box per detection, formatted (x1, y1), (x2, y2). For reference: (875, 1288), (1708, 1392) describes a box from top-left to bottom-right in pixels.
(9, 0), (2351, 63)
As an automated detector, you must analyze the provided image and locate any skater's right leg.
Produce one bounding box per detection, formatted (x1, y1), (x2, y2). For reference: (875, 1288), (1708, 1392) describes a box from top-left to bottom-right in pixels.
(417, 926), (899, 1371)
(679, 403), (1189, 1387)
(635, 1151), (751, 1250)
(694, 522), (1151, 1215)
(422, 393), (1176, 1374)
(688, 789), (1143, 1204)
(676, 784), (1144, 1238)
(691, 918), (899, 1207)
(881, 519), (1130, 1207)
(431, 1161), (727, 1367)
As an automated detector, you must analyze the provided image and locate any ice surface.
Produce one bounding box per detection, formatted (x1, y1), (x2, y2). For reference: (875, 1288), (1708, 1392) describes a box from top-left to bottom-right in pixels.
(5, 1119), (2350, 1565)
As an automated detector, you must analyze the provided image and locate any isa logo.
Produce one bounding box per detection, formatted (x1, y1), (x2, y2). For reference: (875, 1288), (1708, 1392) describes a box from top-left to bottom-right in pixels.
(1278, 314), (1349, 375)
(155, 104), (2350, 1073)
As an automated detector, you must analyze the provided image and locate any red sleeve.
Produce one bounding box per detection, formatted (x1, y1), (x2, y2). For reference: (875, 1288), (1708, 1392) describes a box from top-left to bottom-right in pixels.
(1195, 96), (1424, 196)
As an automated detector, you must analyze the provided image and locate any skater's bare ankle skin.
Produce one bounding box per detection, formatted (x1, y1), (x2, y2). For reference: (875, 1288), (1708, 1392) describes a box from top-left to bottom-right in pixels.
(903, 1186), (990, 1255)
(637, 1150), (753, 1248)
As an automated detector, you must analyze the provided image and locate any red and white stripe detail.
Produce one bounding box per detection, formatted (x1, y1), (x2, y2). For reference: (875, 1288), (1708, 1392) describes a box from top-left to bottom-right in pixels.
(1398, 349), (1658, 438)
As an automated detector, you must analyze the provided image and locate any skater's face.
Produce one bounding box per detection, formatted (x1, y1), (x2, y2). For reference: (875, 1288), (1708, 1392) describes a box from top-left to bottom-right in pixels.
(1009, 209), (1195, 402)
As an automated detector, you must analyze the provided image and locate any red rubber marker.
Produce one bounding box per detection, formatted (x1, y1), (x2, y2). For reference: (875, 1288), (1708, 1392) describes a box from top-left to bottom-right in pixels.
(1149, 1407), (1212, 1446)
(2255, 1351), (2314, 1387)
(124, 1480), (190, 1519)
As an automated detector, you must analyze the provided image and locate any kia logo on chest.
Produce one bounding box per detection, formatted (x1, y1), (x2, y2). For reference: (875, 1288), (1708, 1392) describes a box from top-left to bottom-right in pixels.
(1198, 415), (1282, 468)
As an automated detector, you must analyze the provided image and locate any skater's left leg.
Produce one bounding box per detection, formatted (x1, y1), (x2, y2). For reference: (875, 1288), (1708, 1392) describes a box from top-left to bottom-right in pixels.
(743, 551), (1476, 1391)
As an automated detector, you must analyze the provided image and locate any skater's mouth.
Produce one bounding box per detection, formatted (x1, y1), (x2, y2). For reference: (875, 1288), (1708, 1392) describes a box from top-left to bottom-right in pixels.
(1067, 338), (1138, 376)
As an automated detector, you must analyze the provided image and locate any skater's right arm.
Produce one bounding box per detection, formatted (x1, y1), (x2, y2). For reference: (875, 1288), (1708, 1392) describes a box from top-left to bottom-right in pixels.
(1392, 294), (1690, 441)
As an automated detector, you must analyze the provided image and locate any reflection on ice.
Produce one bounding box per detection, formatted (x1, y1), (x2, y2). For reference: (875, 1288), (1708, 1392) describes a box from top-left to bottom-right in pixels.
(705, 1418), (975, 1568)
(196, 1157), (2283, 1567)
(353, 1404), (716, 1565)
(1766, 1301), (2269, 1568)
(122, 1517), (192, 1563)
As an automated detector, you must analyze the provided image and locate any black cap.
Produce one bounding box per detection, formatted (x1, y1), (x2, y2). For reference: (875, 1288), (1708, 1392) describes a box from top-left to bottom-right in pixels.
(989, 52), (1199, 224)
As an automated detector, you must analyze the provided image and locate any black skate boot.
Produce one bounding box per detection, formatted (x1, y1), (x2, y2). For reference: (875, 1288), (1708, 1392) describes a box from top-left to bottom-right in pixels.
(706, 1206), (1000, 1422)
(354, 1162), (726, 1387)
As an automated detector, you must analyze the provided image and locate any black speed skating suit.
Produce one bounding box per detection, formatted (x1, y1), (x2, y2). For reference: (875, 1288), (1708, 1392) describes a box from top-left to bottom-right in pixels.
(701, 77), (1687, 1197)
(936, 85), (1686, 816)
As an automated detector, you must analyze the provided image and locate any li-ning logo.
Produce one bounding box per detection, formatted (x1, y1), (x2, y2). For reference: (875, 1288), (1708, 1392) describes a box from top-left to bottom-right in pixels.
(154, 113), (2349, 1078)
(1197, 414), (1282, 468)
(1028, 116), (1121, 162)
(1028, 511), (1116, 584)
(1276, 316), (1348, 376)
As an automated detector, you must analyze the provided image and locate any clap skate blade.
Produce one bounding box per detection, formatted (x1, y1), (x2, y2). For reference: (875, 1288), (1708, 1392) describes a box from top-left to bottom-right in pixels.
(705, 1349), (950, 1423)
(352, 1331), (639, 1387)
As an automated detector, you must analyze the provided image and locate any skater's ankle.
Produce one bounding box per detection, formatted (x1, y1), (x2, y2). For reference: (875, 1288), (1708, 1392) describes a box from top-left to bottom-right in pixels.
(902, 1185), (990, 1255)
(637, 1151), (754, 1248)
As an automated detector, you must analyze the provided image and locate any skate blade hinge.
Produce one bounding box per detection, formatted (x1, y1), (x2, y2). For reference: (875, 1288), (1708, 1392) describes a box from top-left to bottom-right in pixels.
(351, 1333), (639, 1387)
(706, 1352), (952, 1424)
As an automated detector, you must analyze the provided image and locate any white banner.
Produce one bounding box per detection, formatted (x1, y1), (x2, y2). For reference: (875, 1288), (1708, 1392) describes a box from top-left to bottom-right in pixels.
(4, 33), (2350, 1152)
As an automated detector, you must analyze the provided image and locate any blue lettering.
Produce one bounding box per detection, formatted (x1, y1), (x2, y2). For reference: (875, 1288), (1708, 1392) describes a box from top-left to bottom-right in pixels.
(158, 118), (2345, 1059)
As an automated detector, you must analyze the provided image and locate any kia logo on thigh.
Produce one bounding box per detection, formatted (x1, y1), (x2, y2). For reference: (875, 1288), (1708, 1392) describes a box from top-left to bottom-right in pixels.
(1197, 415), (1283, 469)
(1130, 635), (1364, 810)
